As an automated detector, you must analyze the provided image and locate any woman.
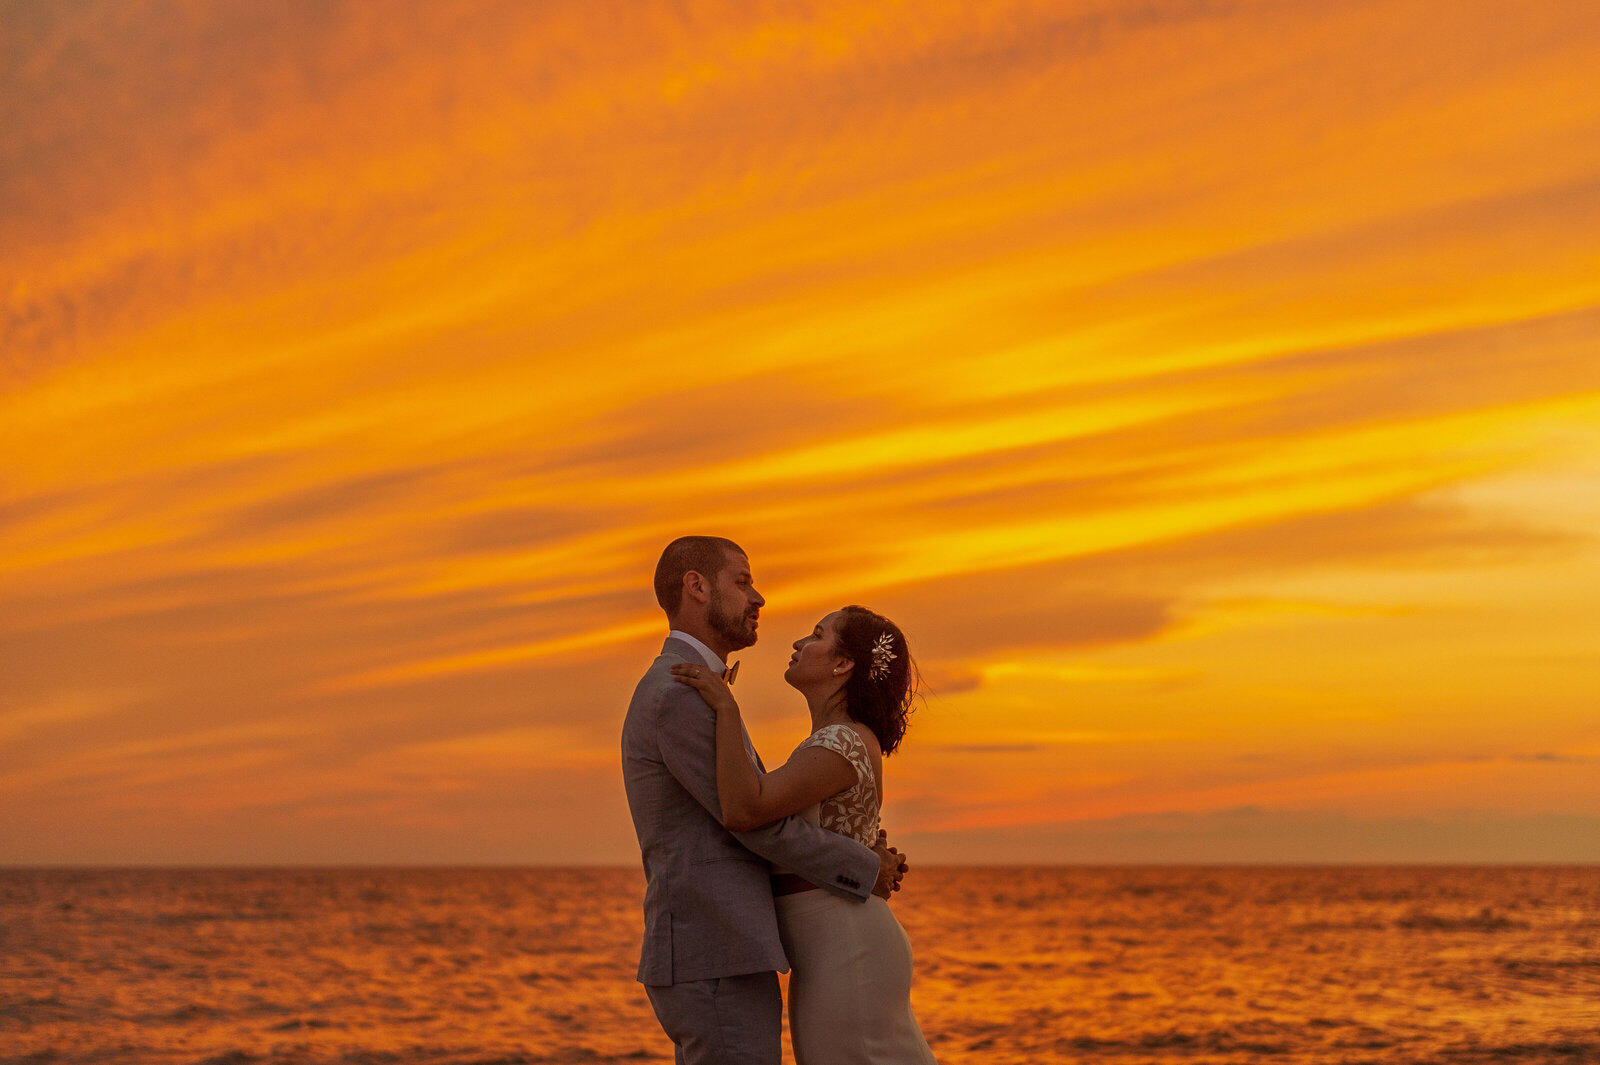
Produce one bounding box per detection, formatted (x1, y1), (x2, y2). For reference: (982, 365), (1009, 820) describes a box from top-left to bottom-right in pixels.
(672, 604), (937, 1065)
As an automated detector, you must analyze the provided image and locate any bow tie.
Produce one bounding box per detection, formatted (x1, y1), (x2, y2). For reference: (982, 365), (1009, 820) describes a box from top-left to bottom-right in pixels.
(722, 661), (739, 686)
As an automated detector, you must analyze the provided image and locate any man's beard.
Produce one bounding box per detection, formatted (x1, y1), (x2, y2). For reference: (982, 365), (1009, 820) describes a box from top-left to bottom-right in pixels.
(707, 588), (758, 651)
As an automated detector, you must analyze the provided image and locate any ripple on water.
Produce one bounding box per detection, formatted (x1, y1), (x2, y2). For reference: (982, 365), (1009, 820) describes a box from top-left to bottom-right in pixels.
(3, 867), (1598, 1065)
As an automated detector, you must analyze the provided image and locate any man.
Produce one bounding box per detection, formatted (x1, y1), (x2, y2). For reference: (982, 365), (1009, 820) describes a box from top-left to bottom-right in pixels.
(621, 535), (906, 1065)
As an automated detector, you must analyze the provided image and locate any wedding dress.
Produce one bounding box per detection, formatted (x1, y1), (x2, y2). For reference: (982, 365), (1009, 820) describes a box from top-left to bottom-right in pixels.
(775, 723), (938, 1064)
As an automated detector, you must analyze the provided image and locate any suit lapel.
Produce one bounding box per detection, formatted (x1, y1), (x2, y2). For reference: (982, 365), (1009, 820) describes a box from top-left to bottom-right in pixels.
(661, 637), (765, 773)
(742, 722), (766, 774)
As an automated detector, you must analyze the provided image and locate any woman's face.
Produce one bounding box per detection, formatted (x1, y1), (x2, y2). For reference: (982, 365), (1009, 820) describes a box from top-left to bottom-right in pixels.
(784, 611), (849, 690)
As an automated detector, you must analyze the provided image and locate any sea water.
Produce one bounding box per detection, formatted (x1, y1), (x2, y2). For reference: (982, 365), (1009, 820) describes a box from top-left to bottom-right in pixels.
(3, 866), (1597, 1064)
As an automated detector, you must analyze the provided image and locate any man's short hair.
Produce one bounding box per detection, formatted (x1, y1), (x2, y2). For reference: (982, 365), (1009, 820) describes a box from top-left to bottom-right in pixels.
(655, 536), (744, 618)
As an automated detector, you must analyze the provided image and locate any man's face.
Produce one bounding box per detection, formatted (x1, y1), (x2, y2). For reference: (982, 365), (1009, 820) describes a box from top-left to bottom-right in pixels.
(706, 551), (764, 651)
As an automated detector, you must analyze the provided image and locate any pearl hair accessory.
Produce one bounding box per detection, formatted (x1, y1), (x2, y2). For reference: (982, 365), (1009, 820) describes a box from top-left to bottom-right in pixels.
(869, 632), (897, 680)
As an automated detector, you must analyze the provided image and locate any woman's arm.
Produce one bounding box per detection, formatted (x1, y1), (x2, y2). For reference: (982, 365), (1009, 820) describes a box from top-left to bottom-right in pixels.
(671, 664), (855, 832)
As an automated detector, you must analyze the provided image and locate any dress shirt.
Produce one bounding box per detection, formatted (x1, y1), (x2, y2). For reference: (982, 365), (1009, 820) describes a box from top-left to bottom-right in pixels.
(668, 629), (726, 672)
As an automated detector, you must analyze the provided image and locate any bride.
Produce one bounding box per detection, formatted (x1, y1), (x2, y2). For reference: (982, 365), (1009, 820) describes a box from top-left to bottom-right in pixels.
(672, 604), (938, 1065)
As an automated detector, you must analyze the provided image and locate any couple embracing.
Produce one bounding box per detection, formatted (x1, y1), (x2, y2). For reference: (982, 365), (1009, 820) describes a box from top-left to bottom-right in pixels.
(621, 536), (938, 1064)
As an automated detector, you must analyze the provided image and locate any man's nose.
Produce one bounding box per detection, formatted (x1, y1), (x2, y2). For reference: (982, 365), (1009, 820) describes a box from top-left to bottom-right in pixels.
(751, 589), (765, 607)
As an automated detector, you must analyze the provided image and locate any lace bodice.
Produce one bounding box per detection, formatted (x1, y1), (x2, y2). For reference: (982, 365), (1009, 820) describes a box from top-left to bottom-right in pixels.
(792, 723), (880, 848)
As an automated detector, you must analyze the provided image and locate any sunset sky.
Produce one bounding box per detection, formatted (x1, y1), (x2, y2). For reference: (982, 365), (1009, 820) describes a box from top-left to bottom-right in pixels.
(4, 0), (1598, 865)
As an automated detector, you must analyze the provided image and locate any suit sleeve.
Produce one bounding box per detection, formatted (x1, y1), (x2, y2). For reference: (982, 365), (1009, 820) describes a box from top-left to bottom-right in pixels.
(654, 676), (878, 902)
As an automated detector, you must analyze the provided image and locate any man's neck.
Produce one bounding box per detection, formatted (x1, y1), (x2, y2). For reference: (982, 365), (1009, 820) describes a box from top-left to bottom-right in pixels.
(668, 628), (728, 669)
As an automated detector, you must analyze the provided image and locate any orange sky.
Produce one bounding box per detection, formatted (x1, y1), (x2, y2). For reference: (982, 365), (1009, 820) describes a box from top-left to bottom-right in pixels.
(4, 0), (1598, 864)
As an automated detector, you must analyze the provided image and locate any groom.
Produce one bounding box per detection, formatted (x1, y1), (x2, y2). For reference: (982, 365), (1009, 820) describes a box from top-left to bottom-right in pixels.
(622, 535), (906, 1065)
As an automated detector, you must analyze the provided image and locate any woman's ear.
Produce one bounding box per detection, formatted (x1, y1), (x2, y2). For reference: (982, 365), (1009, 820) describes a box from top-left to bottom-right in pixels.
(832, 657), (855, 678)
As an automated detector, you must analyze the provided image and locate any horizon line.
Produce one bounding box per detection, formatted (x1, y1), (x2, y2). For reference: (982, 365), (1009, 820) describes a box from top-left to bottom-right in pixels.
(5, 860), (1596, 871)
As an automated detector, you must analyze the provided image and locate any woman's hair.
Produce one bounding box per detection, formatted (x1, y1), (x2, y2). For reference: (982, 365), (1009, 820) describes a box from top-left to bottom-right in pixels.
(833, 605), (919, 756)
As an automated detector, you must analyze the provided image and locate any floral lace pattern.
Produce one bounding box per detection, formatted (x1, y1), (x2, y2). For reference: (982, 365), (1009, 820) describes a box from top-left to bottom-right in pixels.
(795, 723), (880, 848)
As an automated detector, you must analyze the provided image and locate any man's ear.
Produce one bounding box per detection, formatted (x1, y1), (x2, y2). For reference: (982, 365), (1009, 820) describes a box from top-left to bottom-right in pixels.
(682, 570), (711, 606)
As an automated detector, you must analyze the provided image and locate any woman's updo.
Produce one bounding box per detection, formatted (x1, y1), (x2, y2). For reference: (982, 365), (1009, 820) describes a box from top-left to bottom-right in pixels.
(834, 605), (919, 756)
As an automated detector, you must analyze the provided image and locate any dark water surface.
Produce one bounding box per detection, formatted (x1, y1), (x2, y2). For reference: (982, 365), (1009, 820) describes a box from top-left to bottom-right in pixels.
(3, 866), (1597, 1064)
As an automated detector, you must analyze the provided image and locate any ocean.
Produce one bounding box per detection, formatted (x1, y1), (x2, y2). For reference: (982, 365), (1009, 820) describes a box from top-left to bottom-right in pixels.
(2, 866), (1596, 1064)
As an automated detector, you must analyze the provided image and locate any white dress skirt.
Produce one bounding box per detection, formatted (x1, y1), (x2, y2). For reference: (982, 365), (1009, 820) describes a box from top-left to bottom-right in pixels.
(776, 889), (937, 1064)
(774, 723), (938, 1064)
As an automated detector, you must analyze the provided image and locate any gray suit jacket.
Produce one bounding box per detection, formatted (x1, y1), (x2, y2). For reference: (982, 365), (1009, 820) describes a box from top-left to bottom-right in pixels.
(622, 637), (879, 985)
